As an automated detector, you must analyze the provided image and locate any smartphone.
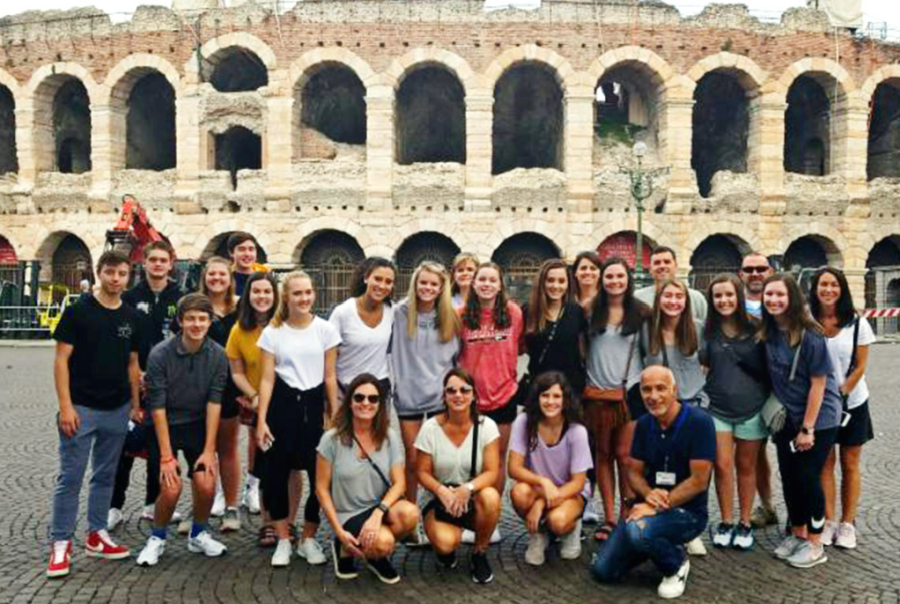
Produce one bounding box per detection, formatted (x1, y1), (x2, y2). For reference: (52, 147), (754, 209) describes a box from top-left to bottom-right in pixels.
(841, 412), (851, 428)
(789, 440), (798, 453)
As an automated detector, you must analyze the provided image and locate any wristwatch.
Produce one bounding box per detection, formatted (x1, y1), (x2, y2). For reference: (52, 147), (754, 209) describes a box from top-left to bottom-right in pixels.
(800, 426), (815, 435)
(464, 482), (475, 493)
(377, 502), (390, 515)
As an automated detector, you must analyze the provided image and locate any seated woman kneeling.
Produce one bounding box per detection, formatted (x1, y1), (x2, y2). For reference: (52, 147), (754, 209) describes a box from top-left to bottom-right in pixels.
(415, 368), (502, 584)
(316, 374), (419, 584)
(509, 372), (592, 565)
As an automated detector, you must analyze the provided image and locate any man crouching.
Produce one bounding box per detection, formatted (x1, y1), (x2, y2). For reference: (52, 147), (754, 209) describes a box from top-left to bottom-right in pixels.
(591, 365), (715, 599)
(137, 293), (229, 566)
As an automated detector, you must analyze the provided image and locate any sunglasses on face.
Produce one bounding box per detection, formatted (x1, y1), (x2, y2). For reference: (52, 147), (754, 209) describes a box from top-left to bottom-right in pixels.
(445, 385), (474, 395)
(741, 266), (770, 274)
(352, 393), (381, 404)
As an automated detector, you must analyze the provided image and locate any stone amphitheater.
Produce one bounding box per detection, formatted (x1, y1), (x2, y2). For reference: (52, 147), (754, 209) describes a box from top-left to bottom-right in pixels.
(0, 0), (899, 309)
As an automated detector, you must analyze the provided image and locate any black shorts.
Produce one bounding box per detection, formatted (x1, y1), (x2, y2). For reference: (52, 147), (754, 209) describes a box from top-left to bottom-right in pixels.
(219, 379), (241, 420)
(147, 419), (207, 479)
(397, 409), (443, 422)
(342, 506), (393, 537)
(422, 497), (477, 531)
(837, 401), (874, 447)
(482, 398), (518, 425)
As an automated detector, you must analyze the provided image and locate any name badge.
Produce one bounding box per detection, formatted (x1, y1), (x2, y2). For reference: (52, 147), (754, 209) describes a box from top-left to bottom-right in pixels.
(655, 471), (676, 486)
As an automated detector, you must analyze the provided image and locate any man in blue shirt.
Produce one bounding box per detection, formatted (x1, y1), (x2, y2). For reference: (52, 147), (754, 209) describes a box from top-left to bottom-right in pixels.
(591, 365), (716, 599)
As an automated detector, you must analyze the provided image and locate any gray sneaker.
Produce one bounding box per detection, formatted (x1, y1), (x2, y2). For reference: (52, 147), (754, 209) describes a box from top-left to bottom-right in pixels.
(773, 535), (803, 560)
(787, 541), (827, 569)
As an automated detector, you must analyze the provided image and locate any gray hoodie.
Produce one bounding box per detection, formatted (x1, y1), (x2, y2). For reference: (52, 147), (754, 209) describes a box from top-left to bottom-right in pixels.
(389, 300), (460, 416)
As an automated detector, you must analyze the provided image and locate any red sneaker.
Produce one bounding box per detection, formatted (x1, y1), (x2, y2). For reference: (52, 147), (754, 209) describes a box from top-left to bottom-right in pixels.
(47, 540), (72, 578)
(85, 529), (130, 560)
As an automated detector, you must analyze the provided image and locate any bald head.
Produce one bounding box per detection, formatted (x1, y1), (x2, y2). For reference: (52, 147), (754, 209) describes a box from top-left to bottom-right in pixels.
(640, 365), (679, 419)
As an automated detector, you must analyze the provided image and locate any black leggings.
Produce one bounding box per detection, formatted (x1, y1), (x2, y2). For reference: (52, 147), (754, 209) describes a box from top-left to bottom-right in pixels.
(261, 376), (324, 524)
(774, 425), (837, 535)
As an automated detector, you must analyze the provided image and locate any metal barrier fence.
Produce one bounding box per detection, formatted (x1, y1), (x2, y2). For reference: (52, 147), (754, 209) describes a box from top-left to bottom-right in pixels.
(0, 306), (50, 339)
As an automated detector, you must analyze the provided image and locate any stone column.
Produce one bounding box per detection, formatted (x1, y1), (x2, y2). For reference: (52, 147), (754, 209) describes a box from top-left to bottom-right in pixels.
(88, 102), (119, 212)
(838, 95), (870, 217)
(564, 89), (595, 213)
(757, 96), (787, 216)
(660, 96), (695, 214)
(464, 94), (493, 210)
(264, 94), (294, 210)
(365, 84), (394, 212)
(13, 98), (37, 189)
(845, 268), (868, 311)
(174, 89), (203, 213)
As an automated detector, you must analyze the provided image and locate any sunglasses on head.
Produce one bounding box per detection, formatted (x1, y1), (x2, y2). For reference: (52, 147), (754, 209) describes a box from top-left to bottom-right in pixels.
(741, 266), (770, 274)
(445, 385), (474, 395)
(352, 393), (381, 404)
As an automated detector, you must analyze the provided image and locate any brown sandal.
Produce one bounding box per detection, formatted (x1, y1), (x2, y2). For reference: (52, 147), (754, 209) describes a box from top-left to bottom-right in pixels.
(594, 522), (616, 542)
(258, 525), (277, 548)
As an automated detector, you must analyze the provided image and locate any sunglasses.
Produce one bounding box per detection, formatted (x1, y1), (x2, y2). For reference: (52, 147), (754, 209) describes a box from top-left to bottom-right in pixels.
(352, 393), (381, 404)
(445, 385), (474, 395)
(741, 266), (770, 274)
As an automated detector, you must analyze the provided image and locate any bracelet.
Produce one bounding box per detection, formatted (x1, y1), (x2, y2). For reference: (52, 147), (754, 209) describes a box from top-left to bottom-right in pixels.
(161, 457), (176, 465)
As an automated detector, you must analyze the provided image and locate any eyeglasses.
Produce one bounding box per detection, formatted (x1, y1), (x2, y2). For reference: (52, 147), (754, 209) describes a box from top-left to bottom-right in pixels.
(741, 266), (770, 274)
(352, 393), (381, 405)
(445, 385), (474, 395)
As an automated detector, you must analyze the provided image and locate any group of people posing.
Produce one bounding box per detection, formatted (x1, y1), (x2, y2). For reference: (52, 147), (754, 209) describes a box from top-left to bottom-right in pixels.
(47, 233), (875, 599)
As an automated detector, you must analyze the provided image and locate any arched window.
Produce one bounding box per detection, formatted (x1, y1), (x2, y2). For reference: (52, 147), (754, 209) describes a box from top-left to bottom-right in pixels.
(396, 67), (465, 165)
(126, 72), (176, 170)
(394, 232), (461, 295)
(53, 79), (92, 174)
(206, 47), (268, 92)
(692, 72), (750, 197)
(867, 80), (900, 180)
(297, 230), (365, 315)
(0, 86), (16, 174)
(491, 232), (560, 303)
(214, 126), (262, 190)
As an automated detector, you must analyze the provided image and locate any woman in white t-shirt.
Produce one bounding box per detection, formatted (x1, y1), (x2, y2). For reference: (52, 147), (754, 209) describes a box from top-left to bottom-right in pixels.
(256, 271), (341, 568)
(810, 267), (876, 550)
(415, 368), (501, 585)
(329, 257), (396, 392)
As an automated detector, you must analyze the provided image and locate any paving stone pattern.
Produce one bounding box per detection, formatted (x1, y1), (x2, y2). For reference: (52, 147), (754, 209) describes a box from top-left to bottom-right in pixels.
(1, 346), (899, 604)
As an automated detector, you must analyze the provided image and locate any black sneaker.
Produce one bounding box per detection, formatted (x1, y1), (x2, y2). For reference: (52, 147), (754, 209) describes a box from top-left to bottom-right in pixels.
(470, 551), (493, 584)
(436, 550), (458, 570)
(366, 556), (400, 584)
(331, 539), (358, 580)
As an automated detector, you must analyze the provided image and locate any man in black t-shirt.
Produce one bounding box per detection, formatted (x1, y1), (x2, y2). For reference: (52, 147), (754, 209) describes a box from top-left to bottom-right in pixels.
(47, 251), (141, 579)
(591, 366), (715, 599)
(109, 241), (186, 531)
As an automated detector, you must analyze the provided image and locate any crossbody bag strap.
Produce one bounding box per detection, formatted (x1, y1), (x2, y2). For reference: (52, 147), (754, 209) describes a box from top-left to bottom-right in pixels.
(352, 434), (392, 490)
(621, 331), (637, 391)
(536, 305), (564, 366)
(846, 317), (860, 379)
(469, 417), (480, 481)
(788, 329), (804, 382)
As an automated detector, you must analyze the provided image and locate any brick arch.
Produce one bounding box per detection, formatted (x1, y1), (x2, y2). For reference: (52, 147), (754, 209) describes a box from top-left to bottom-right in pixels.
(774, 57), (856, 102)
(0, 68), (22, 99)
(686, 52), (767, 93)
(483, 45), (578, 96)
(288, 48), (376, 92)
(383, 48), (477, 95)
(101, 54), (183, 104)
(861, 65), (900, 101)
(25, 62), (100, 101)
(586, 46), (676, 95)
(185, 32), (277, 82)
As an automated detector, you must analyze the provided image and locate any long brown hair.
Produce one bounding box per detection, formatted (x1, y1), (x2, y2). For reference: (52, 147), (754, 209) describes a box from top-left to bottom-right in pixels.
(589, 256), (648, 336)
(705, 273), (756, 340)
(649, 278), (698, 356)
(523, 372), (581, 452)
(334, 373), (390, 449)
(199, 256), (236, 315)
(462, 262), (512, 330)
(758, 273), (823, 346)
(526, 258), (569, 335)
(450, 252), (479, 297)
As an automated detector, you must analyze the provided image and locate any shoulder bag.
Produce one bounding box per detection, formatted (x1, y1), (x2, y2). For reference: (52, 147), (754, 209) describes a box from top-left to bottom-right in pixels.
(760, 329), (803, 435)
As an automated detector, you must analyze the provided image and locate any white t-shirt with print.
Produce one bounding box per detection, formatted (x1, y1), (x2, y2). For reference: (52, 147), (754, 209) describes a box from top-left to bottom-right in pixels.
(257, 317), (342, 391)
(328, 298), (393, 384)
(826, 317), (876, 410)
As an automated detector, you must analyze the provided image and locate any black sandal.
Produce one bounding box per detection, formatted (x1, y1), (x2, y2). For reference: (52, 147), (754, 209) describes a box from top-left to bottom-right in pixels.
(594, 522), (616, 542)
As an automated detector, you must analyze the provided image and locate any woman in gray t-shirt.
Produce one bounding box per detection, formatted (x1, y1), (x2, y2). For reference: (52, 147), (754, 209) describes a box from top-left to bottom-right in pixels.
(316, 374), (419, 584)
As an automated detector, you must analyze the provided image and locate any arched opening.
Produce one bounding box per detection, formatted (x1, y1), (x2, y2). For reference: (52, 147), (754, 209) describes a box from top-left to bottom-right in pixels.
(594, 63), (663, 168)
(202, 231), (268, 263)
(784, 75), (836, 176)
(297, 64), (367, 160)
(865, 236), (900, 334)
(783, 235), (841, 275)
(492, 63), (563, 175)
(297, 230), (365, 315)
(53, 79), (92, 174)
(491, 232), (561, 303)
(205, 47), (268, 92)
(692, 72), (750, 197)
(126, 72), (176, 170)
(396, 66), (465, 165)
(867, 80), (900, 180)
(689, 234), (750, 292)
(394, 232), (461, 296)
(51, 234), (92, 291)
(214, 126), (262, 190)
(596, 231), (656, 270)
(0, 86), (16, 174)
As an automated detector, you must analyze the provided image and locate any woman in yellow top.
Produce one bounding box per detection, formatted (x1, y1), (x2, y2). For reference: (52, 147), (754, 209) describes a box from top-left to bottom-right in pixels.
(226, 271), (281, 546)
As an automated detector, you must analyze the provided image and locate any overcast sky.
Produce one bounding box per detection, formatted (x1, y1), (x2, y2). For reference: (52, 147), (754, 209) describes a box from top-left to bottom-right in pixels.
(0, 1), (897, 30)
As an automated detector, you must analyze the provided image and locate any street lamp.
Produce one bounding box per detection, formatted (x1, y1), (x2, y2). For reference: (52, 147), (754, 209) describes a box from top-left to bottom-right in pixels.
(620, 141), (668, 284)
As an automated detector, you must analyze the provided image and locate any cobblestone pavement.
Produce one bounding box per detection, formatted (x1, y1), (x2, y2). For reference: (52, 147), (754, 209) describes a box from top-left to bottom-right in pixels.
(2, 345), (899, 604)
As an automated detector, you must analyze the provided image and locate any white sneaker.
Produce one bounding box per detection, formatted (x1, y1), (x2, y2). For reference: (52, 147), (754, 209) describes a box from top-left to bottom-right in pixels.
(820, 520), (837, 546)
(658, 559), (690, 599)
(560, 519), (583, 560)
(296, 538), (327, 565)
(141, 504), (183, 524)
(834, 522), (857, 549)
(524, 531), (549, 566)
(773, 535), (803, 560)
(136, 536), (166, 567)
(242, 482), (261, 515)
(461, 529), (475, 544)
(490, 527), (502, 544)
(582, 498), (601, 524)
(211, 486), (226, 518)
(685, 536), (707, 557)
(787, 540), (827, 568)
(187, 531), (227, 557)
(271, 539), (292, 567)
(107, 508), (124, 531)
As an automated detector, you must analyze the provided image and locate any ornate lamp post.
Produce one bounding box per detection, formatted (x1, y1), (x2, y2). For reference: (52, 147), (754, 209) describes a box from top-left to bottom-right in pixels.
(621, 142), (668, 285)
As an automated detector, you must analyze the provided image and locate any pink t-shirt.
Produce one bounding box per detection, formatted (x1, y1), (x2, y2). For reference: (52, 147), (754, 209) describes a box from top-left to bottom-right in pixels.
(458, 301), (523, 413)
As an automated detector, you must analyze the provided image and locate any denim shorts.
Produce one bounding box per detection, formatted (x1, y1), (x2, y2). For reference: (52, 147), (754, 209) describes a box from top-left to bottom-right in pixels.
(712, 410), (768, 441)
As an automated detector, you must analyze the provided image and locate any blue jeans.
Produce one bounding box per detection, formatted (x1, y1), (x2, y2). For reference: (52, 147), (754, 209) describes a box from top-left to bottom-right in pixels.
(591, 508), (707, 581)
(51, 404), (130, 541)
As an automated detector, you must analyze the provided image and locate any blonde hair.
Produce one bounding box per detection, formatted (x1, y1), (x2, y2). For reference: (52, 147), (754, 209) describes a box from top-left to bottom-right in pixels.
(450, 252), (479, 296)
(199, 256), (236, 315)
(406, 261), (460, 342)
(272, 270), (314, 327)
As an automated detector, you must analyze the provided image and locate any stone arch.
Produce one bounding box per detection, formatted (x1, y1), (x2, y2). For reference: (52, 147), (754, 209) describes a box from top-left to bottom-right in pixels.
(491, 231), (562, 303)
(687, 53), (767, 91)
(782, 233), (843, 272)
(200, 230), (269, 263)
(35, 231), (93, 290)
(393, 231), (461, 296)
(864, 235), (900, 326)
(864, 72), (900, 180)
(289, 48), (376, 94)
(0, 84), (17, 175)
(395, 62), (466, 164)
(596, 230), (660, 271)
(576, 217), (670, 260)
(688, 233), (753, 291)
(384, 48), (477, 96)
(214, 126), (262, 190)
(295, 228), (366, 314)
(0, 233), (18, 264)
(102, 54), (182, 103)
(186, 32), (277, 86)
(483, 45), (577, 95)
(775, 58), (856, 103)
